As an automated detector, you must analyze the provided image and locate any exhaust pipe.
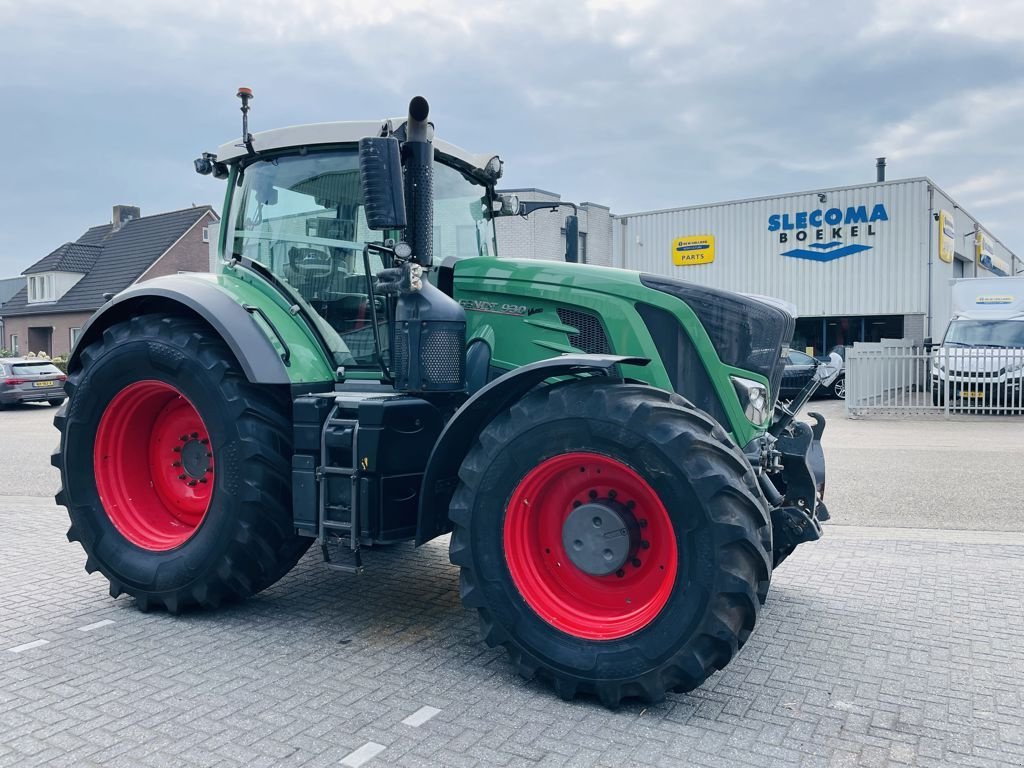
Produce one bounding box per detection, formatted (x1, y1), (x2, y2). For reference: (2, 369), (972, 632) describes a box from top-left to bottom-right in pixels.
(404, 96), (434, 267)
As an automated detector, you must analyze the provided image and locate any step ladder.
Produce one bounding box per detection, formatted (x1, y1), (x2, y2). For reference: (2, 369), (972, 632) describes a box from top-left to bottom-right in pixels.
(318, 402), (364, 574)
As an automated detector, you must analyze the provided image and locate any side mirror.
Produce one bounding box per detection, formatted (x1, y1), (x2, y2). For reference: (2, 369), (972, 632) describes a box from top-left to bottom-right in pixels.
(358, 137), (407, 231)
(564, 214), (579, 263)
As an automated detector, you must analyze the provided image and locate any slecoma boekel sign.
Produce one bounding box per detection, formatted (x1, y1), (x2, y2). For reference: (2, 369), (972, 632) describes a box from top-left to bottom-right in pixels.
(768, 203), (889, 262)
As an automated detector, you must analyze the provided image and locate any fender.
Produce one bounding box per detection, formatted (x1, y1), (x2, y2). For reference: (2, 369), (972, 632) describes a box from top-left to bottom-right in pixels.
(415, 354), (649, 545)
(69, 275), (291, 384)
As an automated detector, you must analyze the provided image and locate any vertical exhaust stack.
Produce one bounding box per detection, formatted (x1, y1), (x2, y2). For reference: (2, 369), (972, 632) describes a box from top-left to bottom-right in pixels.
(404, 97), (434, 268)
(392, 96), (467, 394)
(876, 157), (886, 183)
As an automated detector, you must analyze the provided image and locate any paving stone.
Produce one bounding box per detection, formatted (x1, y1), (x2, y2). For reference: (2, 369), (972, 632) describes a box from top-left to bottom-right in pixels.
(1, 494), (1023, 767)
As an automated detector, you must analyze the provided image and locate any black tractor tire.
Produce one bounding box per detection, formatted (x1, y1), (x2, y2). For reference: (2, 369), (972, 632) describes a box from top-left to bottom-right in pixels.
(54, 313), (311, 613)
(48, 398), (65, 407)
(449, 379), (772, 707)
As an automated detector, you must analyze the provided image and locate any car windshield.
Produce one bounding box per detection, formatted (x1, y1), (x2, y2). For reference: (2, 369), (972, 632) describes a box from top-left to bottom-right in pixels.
(11, 362), (62, 376)
(944, 320), (1024, 348)
(226, 148), (495, 369)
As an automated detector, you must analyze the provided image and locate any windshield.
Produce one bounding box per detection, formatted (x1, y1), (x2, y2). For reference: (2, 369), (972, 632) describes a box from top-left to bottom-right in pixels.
(226, 148), (495, 369)
(944, 320), (1024, 348)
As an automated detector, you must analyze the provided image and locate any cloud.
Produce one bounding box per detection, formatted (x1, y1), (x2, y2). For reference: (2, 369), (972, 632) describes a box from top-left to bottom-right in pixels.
(0, 0), (1022, 273)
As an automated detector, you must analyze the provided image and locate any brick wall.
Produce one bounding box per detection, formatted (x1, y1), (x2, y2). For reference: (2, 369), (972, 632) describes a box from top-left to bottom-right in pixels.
(4, 311), (94, 357)
(494, 190), (614, 266)
(138, 211), (216, 280)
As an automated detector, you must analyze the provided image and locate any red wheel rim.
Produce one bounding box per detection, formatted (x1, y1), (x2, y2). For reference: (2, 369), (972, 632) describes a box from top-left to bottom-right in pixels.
(94, 381), (214, 551)
(504, 452), (678, 640)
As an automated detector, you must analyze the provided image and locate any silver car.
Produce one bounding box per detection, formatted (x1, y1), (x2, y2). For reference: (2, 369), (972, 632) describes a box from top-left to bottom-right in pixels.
(0, 358), (67, 407)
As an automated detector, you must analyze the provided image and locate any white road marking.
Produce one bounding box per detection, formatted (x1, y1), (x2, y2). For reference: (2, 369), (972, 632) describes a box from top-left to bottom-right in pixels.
(340, 742), (386, 767)
(7, 639), (49, 653)
(402, 705), (441, 727)
(78, 620), (115, 632)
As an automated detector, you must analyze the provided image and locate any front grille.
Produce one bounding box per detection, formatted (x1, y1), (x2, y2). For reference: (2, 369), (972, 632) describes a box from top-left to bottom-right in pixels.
(556, 308), (612, 354)
(640, 275), (794, 405)
(636, 302), (730, 427)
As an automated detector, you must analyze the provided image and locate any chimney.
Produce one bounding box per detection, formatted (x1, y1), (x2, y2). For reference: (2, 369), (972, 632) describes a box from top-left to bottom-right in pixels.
(875, 157), (886, 183)
(112, 205), (141, 232)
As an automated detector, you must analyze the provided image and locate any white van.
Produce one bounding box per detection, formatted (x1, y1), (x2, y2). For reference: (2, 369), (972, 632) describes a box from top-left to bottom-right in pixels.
(930, 277), (1024, 408)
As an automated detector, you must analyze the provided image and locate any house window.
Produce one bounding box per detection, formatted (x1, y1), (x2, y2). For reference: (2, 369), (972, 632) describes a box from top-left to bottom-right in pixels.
(202, 227), (210, 243)
(27, 274), (56, 303)
(70, 327), (82, 350)
(9, 334), (18, 354)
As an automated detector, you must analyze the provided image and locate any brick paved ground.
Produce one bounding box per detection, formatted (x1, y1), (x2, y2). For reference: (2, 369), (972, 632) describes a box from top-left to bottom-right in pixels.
(2, 493), (1023, 768)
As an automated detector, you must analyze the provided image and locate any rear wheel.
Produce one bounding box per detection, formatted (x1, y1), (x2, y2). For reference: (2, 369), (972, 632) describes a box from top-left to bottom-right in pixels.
(449, 379), (772, 706)
(54, 314), (310, 612)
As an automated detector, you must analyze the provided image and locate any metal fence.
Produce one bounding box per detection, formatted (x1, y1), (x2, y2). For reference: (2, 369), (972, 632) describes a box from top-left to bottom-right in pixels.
(846, 339), (1024, 417)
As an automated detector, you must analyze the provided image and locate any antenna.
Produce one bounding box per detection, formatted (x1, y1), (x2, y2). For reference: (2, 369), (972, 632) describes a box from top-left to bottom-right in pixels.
(236, 87), (255, 155)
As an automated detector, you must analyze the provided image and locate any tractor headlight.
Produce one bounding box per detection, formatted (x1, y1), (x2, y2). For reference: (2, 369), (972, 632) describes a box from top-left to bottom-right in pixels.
(732, 376), (770, 426)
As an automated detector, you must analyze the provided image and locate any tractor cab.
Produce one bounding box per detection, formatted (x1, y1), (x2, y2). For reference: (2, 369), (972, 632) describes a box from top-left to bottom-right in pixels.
(210, 116), (501, 376)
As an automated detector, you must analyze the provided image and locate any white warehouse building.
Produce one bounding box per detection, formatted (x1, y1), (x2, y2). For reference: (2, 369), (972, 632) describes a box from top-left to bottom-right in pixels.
(497, 174), (1020, 355)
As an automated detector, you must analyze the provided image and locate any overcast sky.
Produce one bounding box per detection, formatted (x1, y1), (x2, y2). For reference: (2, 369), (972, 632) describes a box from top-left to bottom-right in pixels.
(1, 0), (1022, 274)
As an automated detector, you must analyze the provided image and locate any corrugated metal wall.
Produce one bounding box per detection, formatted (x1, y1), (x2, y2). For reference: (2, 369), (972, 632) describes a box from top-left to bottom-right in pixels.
(613, 179), (931, 317)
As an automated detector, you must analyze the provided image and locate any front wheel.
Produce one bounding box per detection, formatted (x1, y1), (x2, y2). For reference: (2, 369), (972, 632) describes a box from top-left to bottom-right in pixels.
(831, 376), (846, 400)
(449, 380), (772, 706)
(54, 314), (311, 612)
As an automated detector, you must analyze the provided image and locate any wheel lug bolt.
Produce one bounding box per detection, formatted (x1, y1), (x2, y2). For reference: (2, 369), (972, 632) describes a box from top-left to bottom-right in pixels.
(179, 435), (188, 442)
(615, 569), (625, 578)
(641, 540), (650, 549)
(200, 438), (209, 445)
(206, 452), (213, 458)
(172, 461), (182, 468)
(188, 480), (198, 487)
(191, 432), (199, 439)
(200, 478), (208, 484)
(588, 490), (598, 500)
(632, 557), (642, 568)
(173, 446), (182, 453)
(626, 500), (636, 510)
(572, 500), (581, 508)
(178, 474), (187, 480)
(639, 519), (647, 528)
(608, 490), (617, 500)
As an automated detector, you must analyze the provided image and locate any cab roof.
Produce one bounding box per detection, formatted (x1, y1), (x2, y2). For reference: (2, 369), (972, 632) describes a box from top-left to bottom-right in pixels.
(216, 119), (500, 181)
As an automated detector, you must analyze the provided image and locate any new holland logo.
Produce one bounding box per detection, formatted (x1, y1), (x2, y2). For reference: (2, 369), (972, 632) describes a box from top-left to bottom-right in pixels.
(768, 203), (888, 262)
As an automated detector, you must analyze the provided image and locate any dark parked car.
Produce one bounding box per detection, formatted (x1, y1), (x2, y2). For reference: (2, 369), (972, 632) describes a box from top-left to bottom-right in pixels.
(0, 358), (67, 407)
(780, 349), (819, 400)
(815, 345), (846, 399)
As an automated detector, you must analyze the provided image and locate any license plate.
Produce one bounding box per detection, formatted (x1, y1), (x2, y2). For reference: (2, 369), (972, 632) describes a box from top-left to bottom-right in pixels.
(960, 390), (984, 399)
(33, 380), (55, 388)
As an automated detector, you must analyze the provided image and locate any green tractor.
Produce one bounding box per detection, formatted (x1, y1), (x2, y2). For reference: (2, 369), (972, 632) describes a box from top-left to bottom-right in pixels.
(55, 92), (832, 706)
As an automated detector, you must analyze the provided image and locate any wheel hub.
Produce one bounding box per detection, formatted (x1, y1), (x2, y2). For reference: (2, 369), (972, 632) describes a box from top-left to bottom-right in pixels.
(179, 436), (211, 481)
(561, 500), (637, 575)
